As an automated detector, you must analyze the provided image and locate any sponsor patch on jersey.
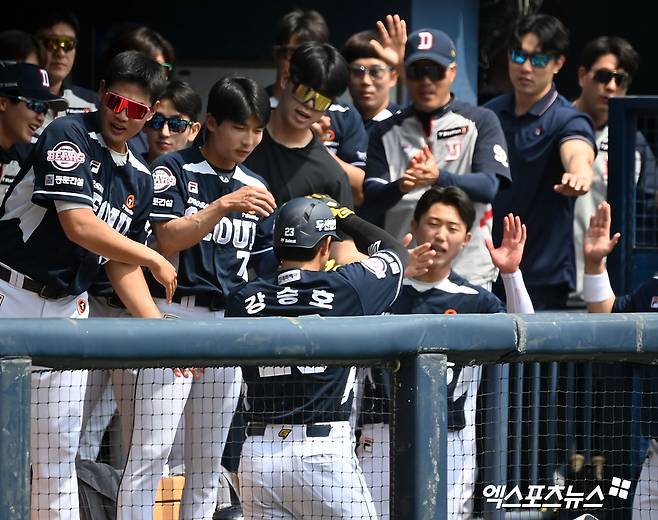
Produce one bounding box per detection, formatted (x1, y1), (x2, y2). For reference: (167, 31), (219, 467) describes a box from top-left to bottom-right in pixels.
(600, 140), (609, 152)
(360, 256), (388, 279)
(436, 126), (469, 140)
(651, 296), (658, 309)
(90, 160), (101, 174)
(278, 269), (301, 285)
(45, 173), (84, 188)
(153, 197), (174, 208)
(315, 218), (336, 232)
(188, 181), (199, 193)
(125, 194), (135, 210)
(278, 428), (292, 439)
(76, 297), (87, 316)
(362, 436), (373, 453)
(152, 166), (176, 193)
(46, 141), (86, 171)
(323, 129), (336, 142)
(444, 308), (458, 314)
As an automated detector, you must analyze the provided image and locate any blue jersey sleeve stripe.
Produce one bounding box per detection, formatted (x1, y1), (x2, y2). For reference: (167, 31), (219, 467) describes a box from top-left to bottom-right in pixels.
(32, 190), (93, 204)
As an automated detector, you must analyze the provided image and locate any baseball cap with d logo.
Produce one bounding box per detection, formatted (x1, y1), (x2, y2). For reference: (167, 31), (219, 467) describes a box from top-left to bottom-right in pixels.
(404, 28), (457, 67)
(0, 61), (68, 112)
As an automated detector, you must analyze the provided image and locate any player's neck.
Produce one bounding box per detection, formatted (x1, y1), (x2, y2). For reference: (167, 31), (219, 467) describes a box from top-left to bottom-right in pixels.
(199, 144), (237, 170)
(413, 264), (451, 284)
(360, 99), (389, 122)
(268, 106), (313, 148)
(513, 83), (552, 116)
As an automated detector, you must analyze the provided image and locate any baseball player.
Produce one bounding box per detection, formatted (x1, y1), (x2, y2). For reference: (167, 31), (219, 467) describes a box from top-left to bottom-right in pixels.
(226, 194), (413, 519)
(357, 186), (534, 519)
(362, 25), (511, 289)
(580, 201), (658, 519)
(0, 61), (68, 199)
(0, 51), (174, 519)
(115, 75), (276, 520)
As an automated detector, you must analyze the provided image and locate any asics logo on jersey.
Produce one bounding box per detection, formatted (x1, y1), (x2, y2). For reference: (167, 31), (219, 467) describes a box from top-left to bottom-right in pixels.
(46, 141), (86, 171)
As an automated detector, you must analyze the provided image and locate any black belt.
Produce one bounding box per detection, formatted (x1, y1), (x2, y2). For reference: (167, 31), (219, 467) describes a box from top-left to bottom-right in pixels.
(171, 293), (224, 311)
(0, 264), (68, 299)
(105, 293), (126, 309)
(246, 423), (332, 438)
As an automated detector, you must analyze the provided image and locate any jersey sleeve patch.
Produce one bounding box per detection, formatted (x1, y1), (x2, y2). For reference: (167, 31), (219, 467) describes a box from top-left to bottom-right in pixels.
(152, 166), (177, 193)
(46, 141), (86, 172)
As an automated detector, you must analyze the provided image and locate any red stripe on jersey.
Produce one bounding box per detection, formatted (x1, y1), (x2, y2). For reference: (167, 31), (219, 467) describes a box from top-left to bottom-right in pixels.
(479, 208), (493, 228)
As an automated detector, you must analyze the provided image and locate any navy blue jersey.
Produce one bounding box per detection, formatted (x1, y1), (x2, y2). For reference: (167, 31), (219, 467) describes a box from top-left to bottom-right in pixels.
(0, 112), (153, 296)
(361, 271), (505, 428)
(226, 250), (404, 424)
(148, 147), (273, 301)
(0, 141), (33, 200)
(363, 101), (400, 134)
(485, 87), (596, 289)
(612, 278), (658, 439)
(324, 103), (368, 167)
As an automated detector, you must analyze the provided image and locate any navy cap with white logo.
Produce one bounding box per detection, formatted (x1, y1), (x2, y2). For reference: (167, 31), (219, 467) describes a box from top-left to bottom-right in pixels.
(405, 29), (457, 68)
(0, 61), (68, 112)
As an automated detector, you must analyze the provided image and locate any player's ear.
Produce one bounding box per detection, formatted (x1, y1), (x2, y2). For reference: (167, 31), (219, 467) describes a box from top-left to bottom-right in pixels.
(145, 100), (160, 122)
(462, 232), (472, 248)
(188, 121), (202, 143)
(410, 219), (418, 236)
(577, 66), (587, 88)
(97, 79), (106, 100)
(205, 112), (217, 132)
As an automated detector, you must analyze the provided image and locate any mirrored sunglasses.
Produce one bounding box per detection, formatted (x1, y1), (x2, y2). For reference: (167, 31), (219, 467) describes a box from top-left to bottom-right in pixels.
(146, 113), (194, 133)
(593, 68), (629, 88)
(12, 96), (49, 115)
(292, 83), (333, 112)
(405, 62), (447, 81)
(509, 49), (551, 68)
(103, 91), (151, 120)
(348, 64), (392, 80)
(42, 36), (77, 53)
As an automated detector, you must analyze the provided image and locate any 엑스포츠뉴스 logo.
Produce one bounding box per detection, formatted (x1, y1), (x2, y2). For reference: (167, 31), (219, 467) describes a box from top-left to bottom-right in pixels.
(46, 141), (86, 172)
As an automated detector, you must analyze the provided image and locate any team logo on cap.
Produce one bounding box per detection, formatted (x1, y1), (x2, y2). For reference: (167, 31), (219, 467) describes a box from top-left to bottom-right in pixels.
(152, 166), (176, 193)
(46, 141), (86, 171)
(40, 69), (50, 87)
(418, 31), (433, 50)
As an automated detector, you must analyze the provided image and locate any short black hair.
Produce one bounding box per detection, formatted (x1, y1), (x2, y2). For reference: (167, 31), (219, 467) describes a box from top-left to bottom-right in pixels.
(275, 240), (326, 262)
(274, 9), (329, 47)
(31, 8), (80, 37)
(579, 36), (640, 79)
(509, 14), (569, 57)
(104, 24), (175, 66)
(341, 30), (381, 64)
(0, 30), (47, 67)
(103, 50), (167, 104)
(160, 80), (202, 121)
(206, 75), (270, 127)
(413, 186), (476, 230)
(289, 42), (348, 99)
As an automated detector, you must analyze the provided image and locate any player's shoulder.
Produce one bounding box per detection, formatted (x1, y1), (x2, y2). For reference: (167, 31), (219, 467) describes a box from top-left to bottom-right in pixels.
(336, 250), (403, 282)
(375, 105), (415, 136)
(126, 148), (152, 177)
(233, 163), (269, 190)
(42, 111), (92, 138)
(450, 99), (500, 126)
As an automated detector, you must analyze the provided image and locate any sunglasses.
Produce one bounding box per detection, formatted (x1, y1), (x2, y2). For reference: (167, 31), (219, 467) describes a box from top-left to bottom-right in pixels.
(348, 64), (392, 81)
(146, 112), (194, 133)
(103, 91), (151, 120)
(592, 68), (629, 88)
(11, 96), (49, 115)
(292, 83), (333, 112)
(405, 62), (448, 81)
(42, 36), (77, 53)
(509, 49), (551, 68)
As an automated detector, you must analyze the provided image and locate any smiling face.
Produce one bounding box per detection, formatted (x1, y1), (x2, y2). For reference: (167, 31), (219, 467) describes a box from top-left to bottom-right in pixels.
(204, 114), (264, 170)
(98, 80), (155, 153)
(144, 98), (199, 161)
(411, 201), (471, 278)
(278, 79), (326, 131)
(578, 53), (629, 125)
(0, 95), (46, 147)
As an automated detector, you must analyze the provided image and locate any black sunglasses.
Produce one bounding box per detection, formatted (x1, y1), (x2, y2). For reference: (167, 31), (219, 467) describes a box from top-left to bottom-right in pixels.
(592, 68), (629, 88)
(146, 113), (194, 133)
(405, 62), (448, 81)
(11, 96), (49, 115)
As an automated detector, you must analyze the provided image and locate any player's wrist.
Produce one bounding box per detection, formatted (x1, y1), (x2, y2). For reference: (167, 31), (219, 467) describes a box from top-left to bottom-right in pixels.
(583, 270), (614, 303)
(584, 258), (606, 275)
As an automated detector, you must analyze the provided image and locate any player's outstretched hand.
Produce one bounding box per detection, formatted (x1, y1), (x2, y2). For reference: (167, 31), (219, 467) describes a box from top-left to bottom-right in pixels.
(371, 14), (407, 69)
(220, 186), (276, 218)
(485, 213), (526, 274)
(554, 172), (591, 196)
(306, 193), (354, 219)
(402, 233), (435, 277)
(583, 201), (621, 265)
(150, 254), (177, 304)
(173, 367), (205, 379)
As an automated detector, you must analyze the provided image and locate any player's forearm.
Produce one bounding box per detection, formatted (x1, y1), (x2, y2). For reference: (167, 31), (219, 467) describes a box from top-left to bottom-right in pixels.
(561, 142), (594, 192)
(153, 201), (229, 257)
(59, 208), (162, 270)
(105, 261), (162, 318)
(339, 213), (409, 267)
(334, 156), (365, 206)
(501, 271), (534, 314)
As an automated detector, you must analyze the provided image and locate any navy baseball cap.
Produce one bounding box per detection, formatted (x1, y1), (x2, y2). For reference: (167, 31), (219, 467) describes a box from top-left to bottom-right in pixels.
(0, 61), (68, 112)
(405, 29), (457, 68)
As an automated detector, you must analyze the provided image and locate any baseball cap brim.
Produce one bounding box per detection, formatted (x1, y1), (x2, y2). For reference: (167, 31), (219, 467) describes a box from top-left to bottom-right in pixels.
(405, 51), (454, 68)
(26, 89), (68, 113)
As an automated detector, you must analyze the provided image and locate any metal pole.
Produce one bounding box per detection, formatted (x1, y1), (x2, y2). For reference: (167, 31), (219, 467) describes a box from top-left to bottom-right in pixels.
(392, 353), (447, 519)
(0, 357), (31, 519)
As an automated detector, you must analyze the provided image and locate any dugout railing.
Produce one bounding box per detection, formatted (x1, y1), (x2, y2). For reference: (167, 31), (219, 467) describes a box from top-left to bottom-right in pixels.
(2, 313), (658, 519)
